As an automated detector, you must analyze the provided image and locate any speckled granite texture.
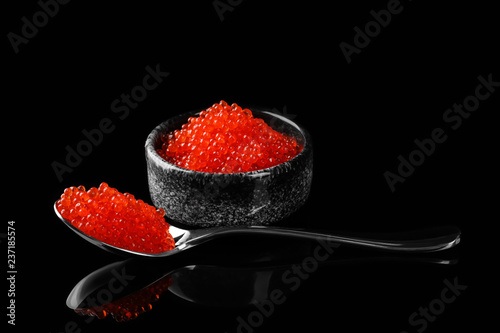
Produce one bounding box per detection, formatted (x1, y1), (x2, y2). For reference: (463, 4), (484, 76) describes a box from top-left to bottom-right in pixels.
(145, 110), (313, 228)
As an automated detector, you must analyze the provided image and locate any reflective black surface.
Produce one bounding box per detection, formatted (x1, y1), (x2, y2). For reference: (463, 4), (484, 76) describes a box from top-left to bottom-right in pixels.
(5, 0), (497, 332)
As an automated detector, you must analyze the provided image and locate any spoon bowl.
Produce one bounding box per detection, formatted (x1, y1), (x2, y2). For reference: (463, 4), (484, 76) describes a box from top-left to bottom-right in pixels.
(54, 202), (461, 258)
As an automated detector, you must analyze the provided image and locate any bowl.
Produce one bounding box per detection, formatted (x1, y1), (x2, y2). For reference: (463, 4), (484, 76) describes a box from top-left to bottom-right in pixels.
(144, 109), (313, 227)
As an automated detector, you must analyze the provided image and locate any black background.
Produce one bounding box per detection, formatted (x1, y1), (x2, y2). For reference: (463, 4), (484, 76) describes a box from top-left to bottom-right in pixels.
(4, 0), (498, 332)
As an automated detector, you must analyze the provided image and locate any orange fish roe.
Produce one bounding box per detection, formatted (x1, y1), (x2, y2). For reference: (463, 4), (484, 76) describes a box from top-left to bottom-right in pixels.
(56, 182), (175, 253)
(156, 100), (303, 173)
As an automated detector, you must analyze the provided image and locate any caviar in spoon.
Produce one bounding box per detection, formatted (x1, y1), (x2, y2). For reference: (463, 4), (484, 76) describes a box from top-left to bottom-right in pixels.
(55, 182), (175, 254)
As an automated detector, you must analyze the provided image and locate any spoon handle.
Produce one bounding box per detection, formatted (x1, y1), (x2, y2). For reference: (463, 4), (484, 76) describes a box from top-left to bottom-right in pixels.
(210, 225), (461, 252)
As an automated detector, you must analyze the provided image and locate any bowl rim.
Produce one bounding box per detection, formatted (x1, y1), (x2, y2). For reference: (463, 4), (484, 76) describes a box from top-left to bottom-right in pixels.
(145, 109), (312, 178)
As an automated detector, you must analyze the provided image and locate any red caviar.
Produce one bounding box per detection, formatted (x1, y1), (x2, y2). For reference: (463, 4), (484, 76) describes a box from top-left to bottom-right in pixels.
(156, 100), (303, 173)
(56, 182), (175, 253)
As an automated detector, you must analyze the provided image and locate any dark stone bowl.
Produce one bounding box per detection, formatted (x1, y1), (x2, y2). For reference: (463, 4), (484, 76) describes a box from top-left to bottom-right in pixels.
(145, 109), (313, 228)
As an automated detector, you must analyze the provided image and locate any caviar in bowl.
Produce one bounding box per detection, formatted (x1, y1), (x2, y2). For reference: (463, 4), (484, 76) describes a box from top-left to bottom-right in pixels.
(145, 103), (312, 227)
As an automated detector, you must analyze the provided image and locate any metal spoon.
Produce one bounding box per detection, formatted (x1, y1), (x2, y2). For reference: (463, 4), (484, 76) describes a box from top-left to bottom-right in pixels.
(54, 202), (461, 257)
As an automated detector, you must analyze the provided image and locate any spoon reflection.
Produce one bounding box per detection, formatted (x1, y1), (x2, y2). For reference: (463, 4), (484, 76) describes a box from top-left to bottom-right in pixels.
(67, 254), (457, 321)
